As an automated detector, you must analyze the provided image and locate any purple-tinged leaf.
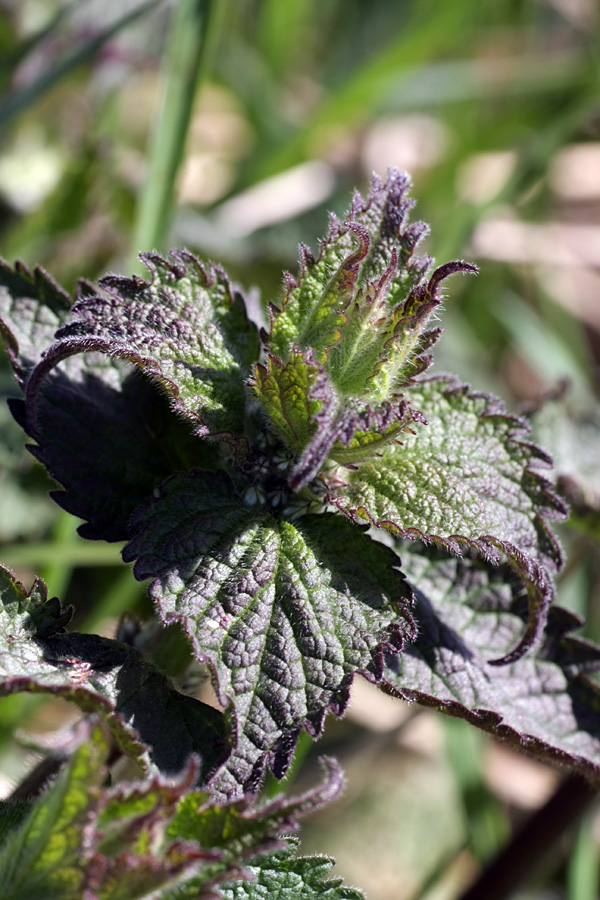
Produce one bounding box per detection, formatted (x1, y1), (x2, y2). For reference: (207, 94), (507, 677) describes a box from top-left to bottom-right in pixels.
(326, 377), (567, 662)
(329, 398), (426, 466)
(0, 721), (215, 900)
(250, 348), (331, 455)
(168, 757), (343, 868)
(0, 566), (227, 780)
(0, 716), (346, 900)
(385, 545), (600, 781)
(0, 256), (71, 386)
(0, 257), (216, 542)
(123, 469), (415, 799)
(267, 170), (476, 400)
(37, 250), (259, 439)
(268, 224), (368, 362)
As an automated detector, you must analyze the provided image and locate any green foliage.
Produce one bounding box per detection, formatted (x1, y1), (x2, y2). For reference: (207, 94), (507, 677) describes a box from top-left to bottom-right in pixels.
(0, 721), (346, 900)
(0, 164), (596, 896)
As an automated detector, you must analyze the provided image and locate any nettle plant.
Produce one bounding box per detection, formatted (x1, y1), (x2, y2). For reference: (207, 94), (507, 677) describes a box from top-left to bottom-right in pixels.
(1, 169), (600, 898)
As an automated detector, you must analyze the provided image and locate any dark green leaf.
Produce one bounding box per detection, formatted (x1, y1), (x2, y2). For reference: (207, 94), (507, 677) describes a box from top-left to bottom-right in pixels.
(45, 250), (259, 438)
(124, 469), (414, 798)
(0, 565), (227, 780)
(327, 376), (567, 661)
(0, 257), (217, 542)
(384, 545), (600, 780)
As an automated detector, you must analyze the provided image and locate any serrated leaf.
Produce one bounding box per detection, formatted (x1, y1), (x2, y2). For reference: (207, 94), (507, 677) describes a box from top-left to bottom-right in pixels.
(326, 376), (567, 661)
(250, 348), (331, 454)
(0, 718), (346, 900)
(0, 257), (71, 386)
(0, 566), (227, 780)
(531, 394), (600, 540)
(384, 545), (600, 781)
(268, 224), (367, 362)
(39, 250), (259, 438)
(268, 170), (476, 400)
(163, 757), (344, 898)
(0, 721), (110, 900)
(219, 838), (364, 900)
(123, 469), (415, 798)
(328, 398), (424, 466)
(0, 258), (217, 542)
(0, 722), (210, 900)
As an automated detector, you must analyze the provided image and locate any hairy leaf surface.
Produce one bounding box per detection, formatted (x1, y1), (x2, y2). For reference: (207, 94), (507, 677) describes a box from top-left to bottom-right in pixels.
(43, 250), (259, 437)
(250, 348), (330, 454)
(0, 566), (227, 779)
(268, 171), (476, 399)
(124, 469), (415, 797)
(0, 257), (72, 386)
(219, 839), (364, 900)
(0, 723), (209, 900)
(163, 759), (344, 898)
(0, 258), (213, 542)
(327, 377), (567, 660)
(0, 719), (348, 900)
(384, 545), (600, 780)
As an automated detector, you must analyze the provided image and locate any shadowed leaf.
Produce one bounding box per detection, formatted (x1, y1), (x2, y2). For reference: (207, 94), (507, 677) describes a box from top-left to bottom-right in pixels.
(0, 566), (227, 780)
(123, 469), (415, 798)
(384, 545), (600, 781)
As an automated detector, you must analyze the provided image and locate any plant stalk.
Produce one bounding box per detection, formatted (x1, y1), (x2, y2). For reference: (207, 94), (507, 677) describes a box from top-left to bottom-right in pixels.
(130, 0), (220, 268)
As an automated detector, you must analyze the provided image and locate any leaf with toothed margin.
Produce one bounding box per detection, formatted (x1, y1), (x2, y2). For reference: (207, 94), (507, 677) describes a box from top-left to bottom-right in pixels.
(268, 223), (367, 362)
(164, 758), (345, 897)
(122, 469), (415, 799)
(267, 170), (476, 401)
(0, 718), (348, 900)
(328, 399), (425, 466)
(325, 376), (567, 662)
(0, 565), (228, 781)
(0, 257), (218, 542)
(217, 838), (364, 900)
(0, 721), (211, 900)
(35, 250), (260, 438)
(384, 544), (600, 782)
(0, 256), (72, 387)
(530, 393), (600, 541)
(250, 348), (332, 454)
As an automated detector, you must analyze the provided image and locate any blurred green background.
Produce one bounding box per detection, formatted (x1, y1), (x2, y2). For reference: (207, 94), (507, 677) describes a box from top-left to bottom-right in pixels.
(1, 1), (600, 898)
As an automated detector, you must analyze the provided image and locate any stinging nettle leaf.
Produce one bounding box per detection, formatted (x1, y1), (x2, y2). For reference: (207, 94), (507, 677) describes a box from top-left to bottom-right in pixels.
(123, 469), (415, 798)
(0, 716), (345, 900)
(326, 376), (567, 662)
(218, 838), (365, 900)
(0, 565), (227, 780)
(385, 544), (600, 782)
(0, 256), (72, 387)
(250, 347), (332, 455)
(267, 169), (476, 401)
(26, 250), (260, 441)
(0, 722), (212, 900)
(0, 258), (215, 543)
